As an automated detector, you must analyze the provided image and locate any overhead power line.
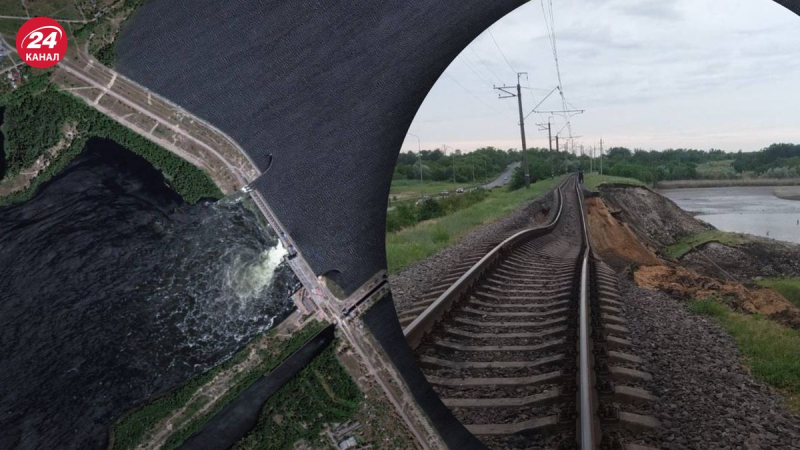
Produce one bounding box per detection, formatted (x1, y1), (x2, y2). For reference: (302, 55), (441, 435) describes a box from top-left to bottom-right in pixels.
(487, 29), (517, 75)
(442, 72), (504, 115)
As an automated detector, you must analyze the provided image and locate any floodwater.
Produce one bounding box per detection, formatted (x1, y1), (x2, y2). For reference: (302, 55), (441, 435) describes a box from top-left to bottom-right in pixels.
(0, 138), (297, 449)
(661, 186), (800, 244)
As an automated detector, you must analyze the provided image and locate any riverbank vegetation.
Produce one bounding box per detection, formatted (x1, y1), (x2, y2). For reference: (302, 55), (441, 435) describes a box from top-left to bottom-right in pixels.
(689, 297), (800, 412)
(591, 143), (800, 186)
(110, 320), (327, 450)
(233, 344), (361, 450)
(0, 70), (221, 205)
(664, 230), (750, 259)
(71, 0), (147, 67)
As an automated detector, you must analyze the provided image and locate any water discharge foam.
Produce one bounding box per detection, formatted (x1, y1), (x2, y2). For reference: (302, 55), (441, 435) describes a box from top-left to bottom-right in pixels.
(0, 139), (298, 450)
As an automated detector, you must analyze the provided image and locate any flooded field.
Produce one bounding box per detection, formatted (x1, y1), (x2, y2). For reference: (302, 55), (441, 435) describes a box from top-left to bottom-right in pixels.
(662, 186), (800, 244)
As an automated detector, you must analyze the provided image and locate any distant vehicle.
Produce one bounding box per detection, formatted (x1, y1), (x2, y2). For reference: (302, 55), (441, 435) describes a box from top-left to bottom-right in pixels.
(456, 188), (465, 194)
(440, 190), (450, 196)
(504, 176), (510, 181)
(415, 196), (430, 206)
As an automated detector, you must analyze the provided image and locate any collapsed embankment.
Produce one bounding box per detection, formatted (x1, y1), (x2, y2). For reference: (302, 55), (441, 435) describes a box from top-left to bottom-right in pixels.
(589, 183), (800, 448)
(588, 183), (800, 329)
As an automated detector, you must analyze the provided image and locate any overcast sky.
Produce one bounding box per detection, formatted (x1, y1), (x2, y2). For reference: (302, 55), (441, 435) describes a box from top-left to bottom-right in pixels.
(401, 0), (800, 154)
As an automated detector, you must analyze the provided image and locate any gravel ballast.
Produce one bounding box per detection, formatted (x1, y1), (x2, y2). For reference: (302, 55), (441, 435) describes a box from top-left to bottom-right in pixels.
(389, 190), (555, 313)
(619, 278), (800, 450)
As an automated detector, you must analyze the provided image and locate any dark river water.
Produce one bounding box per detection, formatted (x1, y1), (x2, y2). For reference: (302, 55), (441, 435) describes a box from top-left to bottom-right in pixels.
(0, 139), (297, 449)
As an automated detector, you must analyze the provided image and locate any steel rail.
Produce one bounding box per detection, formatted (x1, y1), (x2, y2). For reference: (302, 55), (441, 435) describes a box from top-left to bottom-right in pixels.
(403, 178), (569, 350)
(575, 178), (599, 449)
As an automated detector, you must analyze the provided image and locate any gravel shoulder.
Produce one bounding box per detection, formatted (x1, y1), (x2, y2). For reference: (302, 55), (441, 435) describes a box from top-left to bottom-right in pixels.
(389, 190), (555, 313)
(620, 277), (800, 450)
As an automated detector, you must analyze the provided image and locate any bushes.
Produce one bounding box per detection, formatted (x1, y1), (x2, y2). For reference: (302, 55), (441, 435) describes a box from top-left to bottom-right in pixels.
(233, 344), (361, 450)
(1, 71), (222, 204)
(110, 321), (327, 450)
(385, 189), (490, 232)
(417, 198), (444, 221)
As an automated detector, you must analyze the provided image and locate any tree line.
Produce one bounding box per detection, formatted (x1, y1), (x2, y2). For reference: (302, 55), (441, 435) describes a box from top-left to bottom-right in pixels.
(393, 146), (519, 183)
(397, 143), (800, 189)
(0, 69), (223, 205)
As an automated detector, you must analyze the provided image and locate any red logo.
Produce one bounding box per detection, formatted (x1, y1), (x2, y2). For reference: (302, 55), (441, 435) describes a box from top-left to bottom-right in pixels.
(15, 17), (68, 69)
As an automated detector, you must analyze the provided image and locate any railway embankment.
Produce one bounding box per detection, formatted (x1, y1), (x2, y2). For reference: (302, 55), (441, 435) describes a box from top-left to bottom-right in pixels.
(588, 183), (800, 448)
(390, 189), (556, 314)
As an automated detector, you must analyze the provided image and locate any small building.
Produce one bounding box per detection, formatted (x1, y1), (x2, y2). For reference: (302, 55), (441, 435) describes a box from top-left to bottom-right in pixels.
(338, 437), (357, 450)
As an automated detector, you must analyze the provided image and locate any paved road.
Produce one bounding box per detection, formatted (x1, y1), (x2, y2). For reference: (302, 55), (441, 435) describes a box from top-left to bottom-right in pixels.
(483, 161), (520, 189)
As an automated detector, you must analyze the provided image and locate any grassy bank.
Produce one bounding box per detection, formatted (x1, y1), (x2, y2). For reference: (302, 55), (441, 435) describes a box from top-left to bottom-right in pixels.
(386, 177), (561, 273)
(233, 344), (361, 450)
(689, 298), (800, 412)
(757, 278), (800, 308)
(664, 230), (749, 259)
(583, 173), (645, 190)
(111, 320), (327, 450)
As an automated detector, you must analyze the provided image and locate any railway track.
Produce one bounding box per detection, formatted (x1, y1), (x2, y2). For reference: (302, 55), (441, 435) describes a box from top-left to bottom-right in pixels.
(404, 176), (659, 450)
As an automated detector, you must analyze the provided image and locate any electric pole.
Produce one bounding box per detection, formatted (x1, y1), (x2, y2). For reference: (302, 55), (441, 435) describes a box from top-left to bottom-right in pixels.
(600, 139), (604, 176)
(471, 155), (476, 183)
(495, 73), (530, 188)
(443, 145), (456, 183)
(408, 132), (422, 184)
(555, 135), (559, 155)
(536, 118), (553, 153)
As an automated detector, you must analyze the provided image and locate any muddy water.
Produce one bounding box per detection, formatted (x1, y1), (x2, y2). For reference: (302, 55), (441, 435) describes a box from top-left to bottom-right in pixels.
(661, 186), (800, 244)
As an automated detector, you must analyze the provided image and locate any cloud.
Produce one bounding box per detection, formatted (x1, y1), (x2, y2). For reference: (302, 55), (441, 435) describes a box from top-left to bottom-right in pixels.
(613, 0), (683, 21)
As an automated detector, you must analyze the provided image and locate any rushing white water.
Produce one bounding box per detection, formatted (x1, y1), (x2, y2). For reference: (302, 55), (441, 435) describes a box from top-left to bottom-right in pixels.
(0, 139), (298, 450)
(228, 244), (289, 300)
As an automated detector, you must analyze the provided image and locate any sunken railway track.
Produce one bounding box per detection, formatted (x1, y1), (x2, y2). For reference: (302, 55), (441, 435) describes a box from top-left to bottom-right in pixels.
(404, 176), (658, 450)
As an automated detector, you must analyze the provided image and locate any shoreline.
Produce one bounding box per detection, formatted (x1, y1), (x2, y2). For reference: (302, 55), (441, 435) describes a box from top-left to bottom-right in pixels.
(655, 178), (800, 189)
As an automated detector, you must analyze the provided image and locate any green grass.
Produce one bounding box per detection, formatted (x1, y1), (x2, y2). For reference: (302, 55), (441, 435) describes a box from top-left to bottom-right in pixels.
(664, 230), (750, 259)
(757, 278), (800, 308)
(0, 17), (27, 40)
(386, 177), (561, 273)
(27, 0), (84, 20)
(688, 298), (800, 411)
(110, 320), (327, 450)
(0, 0), (27, 17)
(583, 173), (644, 190)
(389, 179), (477, 202)
(233, 344), (361, 450)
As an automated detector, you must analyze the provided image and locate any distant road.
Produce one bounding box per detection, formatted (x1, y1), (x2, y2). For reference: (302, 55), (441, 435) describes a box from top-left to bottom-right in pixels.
(483, 162), (520, 189)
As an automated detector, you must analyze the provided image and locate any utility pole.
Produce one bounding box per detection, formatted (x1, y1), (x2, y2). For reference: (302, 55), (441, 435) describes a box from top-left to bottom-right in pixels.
(443, 145), (456, 183)
(600, 139), (604, 176)
(495, 72), (530, 188)
(471, 155), (476, 183)
(408, 132), (422, 184)
(536, 118), (553, 153)
(555, 135), (559, 155)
